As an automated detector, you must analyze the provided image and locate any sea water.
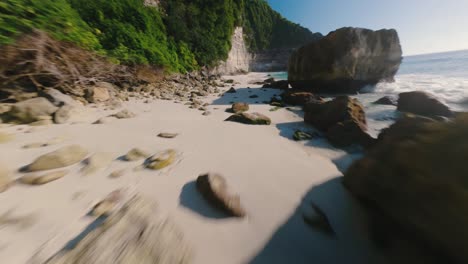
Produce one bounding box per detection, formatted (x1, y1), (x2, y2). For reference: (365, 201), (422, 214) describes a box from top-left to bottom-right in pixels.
(272, 49), (468, 137)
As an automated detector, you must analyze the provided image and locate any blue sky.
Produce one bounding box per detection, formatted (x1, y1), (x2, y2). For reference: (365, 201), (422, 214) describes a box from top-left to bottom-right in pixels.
(267, 0), (468, 55)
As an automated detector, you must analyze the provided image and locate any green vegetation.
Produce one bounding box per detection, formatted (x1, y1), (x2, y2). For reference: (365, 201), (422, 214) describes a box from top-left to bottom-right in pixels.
(0, 0), (319, 72)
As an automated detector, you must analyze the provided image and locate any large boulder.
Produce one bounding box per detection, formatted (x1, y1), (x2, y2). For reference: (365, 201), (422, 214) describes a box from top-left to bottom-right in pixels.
(288, 27), (402, 93)
(281, 90), (317, 106)
(343, 114), (468, 263)
(304, 96), (373, 147)
(196, 173), (246, 217)
(397, 91), (453, 117)
(86, 82), (113, 103)
(6, 97), (58, 123)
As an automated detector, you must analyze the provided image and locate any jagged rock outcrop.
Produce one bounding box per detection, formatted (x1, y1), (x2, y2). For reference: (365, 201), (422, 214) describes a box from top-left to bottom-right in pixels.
(288, 27), (403, 93)
(343, 114), (468, 264)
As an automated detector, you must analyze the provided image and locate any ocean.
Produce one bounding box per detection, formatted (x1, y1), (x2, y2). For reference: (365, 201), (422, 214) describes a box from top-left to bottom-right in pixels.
(272, 49), (468, 137)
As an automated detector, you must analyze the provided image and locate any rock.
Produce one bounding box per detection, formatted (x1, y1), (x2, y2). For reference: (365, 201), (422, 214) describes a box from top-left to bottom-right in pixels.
(0, 165), (13, 193)
(373, 96), (397, 106)
(196, 173), (246, 217)
(0, 132), (14, 144)
(19, 170), (67, 185)
(202, 111), (211, 116)
(231, 102), (249, 113)
(226, 112), (271, 125)
(23, 145), (88, 172)
(22, 143), (46, 149)
(157, 133), (178, 139)
(89, 190), (123, 217)
(86, 82), (112, 103)
(0, 104), (12, 114)
(262, 80), (289, 89)
(81, 152), (114, 175)
(146, 149), (176, 170)
(224, 79), (235, 84)
(281, 90), (316, 106)
(304, 96), (373, 147)
(29, 119), (53, 126)
(289, 27), (402, 93)
(226, 87), (237, 93)
(124, 148), (150, 161)
(43, 195), (193, 264)
(109, 169), (126, 179)
(53, 105), (76, 124)
(343, 113), (468, 263)
(397, 91), (453, 117)
(303, 202), (335, 235)
(111, 109), (136, 119)
(93, 116), (117, 124)
(6, 98), (58, 123)
(249, 95), (259, 99)
(41, 88), (80, 107)
(293, 130), (313, 141)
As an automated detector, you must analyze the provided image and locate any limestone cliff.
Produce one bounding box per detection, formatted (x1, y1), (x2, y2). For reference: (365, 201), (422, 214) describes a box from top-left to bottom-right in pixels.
(213, 27), (251, 75)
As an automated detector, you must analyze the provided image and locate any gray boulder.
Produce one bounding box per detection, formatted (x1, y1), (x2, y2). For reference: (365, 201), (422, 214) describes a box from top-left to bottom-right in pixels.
(288, 27), (402, 93)
(7, 97), (58, 123)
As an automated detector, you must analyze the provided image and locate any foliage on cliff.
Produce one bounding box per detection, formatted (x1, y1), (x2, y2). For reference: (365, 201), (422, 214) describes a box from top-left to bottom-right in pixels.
(0, 0), (319, 72)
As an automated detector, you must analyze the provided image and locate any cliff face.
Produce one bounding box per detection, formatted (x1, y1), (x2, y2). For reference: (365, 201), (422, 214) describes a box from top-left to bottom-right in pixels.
(213, 27), (251, 75)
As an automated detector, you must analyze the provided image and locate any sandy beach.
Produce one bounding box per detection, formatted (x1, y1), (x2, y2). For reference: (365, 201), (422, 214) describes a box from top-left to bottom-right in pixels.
(0, 72), (387, 264)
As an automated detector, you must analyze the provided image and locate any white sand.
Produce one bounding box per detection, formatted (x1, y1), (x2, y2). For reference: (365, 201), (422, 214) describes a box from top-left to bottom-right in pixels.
(0, 72), (388, 264)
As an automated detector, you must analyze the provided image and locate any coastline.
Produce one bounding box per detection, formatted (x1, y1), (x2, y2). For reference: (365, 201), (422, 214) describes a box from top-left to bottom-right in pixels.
(0, 72), (385, 264)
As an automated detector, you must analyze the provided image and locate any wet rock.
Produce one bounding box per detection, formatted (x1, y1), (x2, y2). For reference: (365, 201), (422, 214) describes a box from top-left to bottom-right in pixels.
(44, 195), (193, 264)
(146, 149), (176, 170)
(23, 145), (88, 172)
(6, 98), (58, 124)
(397, 91), (453, 117)
(157, 133), (178, 139)
(344, 113), (468, 263)
(196, 173), (246, 217)
(19, 170), (67, 185)
(303, 202), (335, 235)
(81, 152), (114, 175)
(289, 27), (402, 93)
(281, 90), (316, 106)
(0, 165), (13, 193)
(304, 96), (374, 147)
(124, 148), (150, 161)
(231, 102), (249, 113)
(373, 96), (397, 106)
(225, 112), (271, 125)
(111, 109), (136, 119)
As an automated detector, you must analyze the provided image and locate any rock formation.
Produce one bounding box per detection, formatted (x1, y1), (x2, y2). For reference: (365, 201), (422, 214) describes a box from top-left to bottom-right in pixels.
(397, 91), (453, 117)
(288, 27), (403, 93)
(344, 114), (468, 263)
(213, 27), (251, 75)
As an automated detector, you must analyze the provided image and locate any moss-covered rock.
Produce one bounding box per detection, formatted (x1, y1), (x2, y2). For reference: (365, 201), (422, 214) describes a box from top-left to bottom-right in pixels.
(344, 114), (468, 263)
(225, 112), (271, 125)
(146, 149), (176, 170)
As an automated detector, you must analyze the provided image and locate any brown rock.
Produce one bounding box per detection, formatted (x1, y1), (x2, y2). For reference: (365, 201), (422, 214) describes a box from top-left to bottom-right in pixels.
(304, 96), (373, 147)
(231, 102), (249, 113)
(281, 90), (316, 106)
(196, 173), (246, 217)
(19, 170), (67, 185)
(24, 145), (88, 172)
(86, 82), (112, 103)
(157, 133), (178, 139)
(111, 109), (136, 119)
(373, 96), (397, 106)
(225, 112), (271, 125)
(397, 91), (453, 117)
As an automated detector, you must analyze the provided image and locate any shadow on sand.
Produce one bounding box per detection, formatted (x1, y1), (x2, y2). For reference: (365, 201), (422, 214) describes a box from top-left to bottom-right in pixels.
(179, 181), (232, 219)
(247, 178), (388, 264)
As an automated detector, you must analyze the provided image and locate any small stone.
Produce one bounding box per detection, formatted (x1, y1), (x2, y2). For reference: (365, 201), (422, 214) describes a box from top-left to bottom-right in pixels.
(293, 130), (313, 141)
(24, 145), (88, 172)
(22, 143), (46, 149)
(19, 170), (67, 185)
(202, 111), (211, 116)
(225, 112), (271, 125)
(303, 202), (335, 236)
(146, 149), (176, 170)
(226, 88), (237, 93)
(158, 133), (178, 139)
(81, 152), (114, 175)
(124, 148), (150, 161)
(88, 190), (122, 217)
(0, 132), (14, 144)
(249, 95), (259, 99)
(86, 82), (112, 103)
(109, 169), (126, 179)
(94, 116), (117, 124)
(111, 109), (136, 119)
